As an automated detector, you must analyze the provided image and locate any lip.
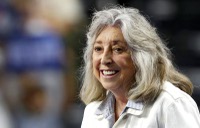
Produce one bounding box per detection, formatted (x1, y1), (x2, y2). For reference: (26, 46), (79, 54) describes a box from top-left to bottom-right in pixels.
(100, 69), (119, 78)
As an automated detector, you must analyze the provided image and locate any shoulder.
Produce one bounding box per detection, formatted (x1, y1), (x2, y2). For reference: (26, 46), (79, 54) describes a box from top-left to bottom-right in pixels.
(81, 101), (102, 128)
(151, 81), (199, 116)
(83, 101), (102, 118)
(84, 101), (102, 112)
(159, 81), (197, 107)
(154, 81), (199, 118)
(154, 82), (200, 127)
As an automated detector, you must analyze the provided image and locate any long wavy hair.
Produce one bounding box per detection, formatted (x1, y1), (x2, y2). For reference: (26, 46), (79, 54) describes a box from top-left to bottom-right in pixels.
(80, 6), (193, 105)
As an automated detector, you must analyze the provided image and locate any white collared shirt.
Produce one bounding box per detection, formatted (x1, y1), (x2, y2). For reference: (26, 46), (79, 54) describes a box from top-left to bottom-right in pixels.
(81, 81), (200, 128)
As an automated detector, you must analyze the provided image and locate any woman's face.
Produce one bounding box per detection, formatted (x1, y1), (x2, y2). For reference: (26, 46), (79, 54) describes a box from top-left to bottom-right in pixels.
(92, 26), (135, 94)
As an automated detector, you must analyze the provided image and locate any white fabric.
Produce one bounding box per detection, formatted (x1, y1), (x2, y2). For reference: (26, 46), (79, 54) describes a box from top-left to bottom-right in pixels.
(81, 81), (200, 128)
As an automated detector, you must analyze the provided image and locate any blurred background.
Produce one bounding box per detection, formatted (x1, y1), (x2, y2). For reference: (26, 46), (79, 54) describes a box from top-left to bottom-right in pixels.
(0, 0), (199, 128)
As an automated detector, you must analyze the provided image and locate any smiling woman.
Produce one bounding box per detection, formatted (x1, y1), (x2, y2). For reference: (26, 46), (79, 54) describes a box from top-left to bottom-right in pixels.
(92, 26), (135, 100)
(80, 6), (200, 128)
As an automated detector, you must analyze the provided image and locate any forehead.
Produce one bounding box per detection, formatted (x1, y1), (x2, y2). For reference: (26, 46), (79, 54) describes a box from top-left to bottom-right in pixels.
(95, 26), (126, 45)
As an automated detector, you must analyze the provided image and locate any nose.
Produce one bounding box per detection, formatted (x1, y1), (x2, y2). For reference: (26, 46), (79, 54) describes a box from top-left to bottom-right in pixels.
(101, 49), (113, 65)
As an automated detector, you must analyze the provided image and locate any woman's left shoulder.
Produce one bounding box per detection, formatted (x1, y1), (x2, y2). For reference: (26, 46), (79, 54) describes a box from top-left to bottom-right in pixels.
(157, 81), (198, 108)
(153, 82), (200, 127)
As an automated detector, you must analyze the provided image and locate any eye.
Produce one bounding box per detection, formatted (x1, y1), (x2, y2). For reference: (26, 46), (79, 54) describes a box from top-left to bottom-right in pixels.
(113, 47), (123, 53)
(94, 46), (102, 52)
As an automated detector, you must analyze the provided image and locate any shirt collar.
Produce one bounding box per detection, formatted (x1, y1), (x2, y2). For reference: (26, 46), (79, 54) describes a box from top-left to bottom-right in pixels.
(126, 100), (144, 110)
(95, 92), (144, 117)
(95, 92), (115, 118)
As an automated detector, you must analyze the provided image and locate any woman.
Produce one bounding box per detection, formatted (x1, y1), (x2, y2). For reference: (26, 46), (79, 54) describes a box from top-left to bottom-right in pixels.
(80, 6), (200, 128)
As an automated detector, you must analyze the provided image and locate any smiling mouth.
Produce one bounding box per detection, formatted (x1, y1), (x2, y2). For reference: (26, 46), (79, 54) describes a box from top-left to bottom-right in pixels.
(101, 70), (119, 76)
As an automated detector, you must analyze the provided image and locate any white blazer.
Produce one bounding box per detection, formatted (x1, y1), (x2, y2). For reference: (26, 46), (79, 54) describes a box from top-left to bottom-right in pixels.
(81, 82), (200, 128)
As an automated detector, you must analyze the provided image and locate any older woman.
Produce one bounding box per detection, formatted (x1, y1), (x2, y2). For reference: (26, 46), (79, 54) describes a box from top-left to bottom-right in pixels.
(80, 6), (200, 128)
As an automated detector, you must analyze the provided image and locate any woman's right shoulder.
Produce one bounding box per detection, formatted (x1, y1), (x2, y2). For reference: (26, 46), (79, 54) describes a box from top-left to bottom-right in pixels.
(81, 101), (103, 128)
(84, 101), (102, 112)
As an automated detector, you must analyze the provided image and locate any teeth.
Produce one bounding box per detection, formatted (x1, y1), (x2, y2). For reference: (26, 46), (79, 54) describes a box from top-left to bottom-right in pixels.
(103, 70), (116, 75)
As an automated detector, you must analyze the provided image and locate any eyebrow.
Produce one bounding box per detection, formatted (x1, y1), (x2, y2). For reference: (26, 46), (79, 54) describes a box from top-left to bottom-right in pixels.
(94, 40), (124, 45)
(94, 40), (102, 44)
(112, 40), (122, 45)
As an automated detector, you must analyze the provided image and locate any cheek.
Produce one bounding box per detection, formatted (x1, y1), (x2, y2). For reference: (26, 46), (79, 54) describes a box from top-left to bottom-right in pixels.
(116, 56), (135, 74)
(126, 60), (136, 78)
(92, 55), (100, 78)
(116, 56), (133, 66)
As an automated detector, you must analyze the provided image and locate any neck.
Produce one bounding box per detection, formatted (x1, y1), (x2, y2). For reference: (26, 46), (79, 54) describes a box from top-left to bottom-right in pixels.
(114, 94), (128, 121)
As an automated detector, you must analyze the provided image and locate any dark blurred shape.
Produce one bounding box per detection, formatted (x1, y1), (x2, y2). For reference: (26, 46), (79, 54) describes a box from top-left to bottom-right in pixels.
(14, 77), (63, 128)
(0, 0), (85, 128)
(146, 0), (177, 21)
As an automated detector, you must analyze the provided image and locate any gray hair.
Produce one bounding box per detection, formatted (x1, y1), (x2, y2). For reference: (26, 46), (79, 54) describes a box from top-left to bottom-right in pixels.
(80, 6), (193, 104)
